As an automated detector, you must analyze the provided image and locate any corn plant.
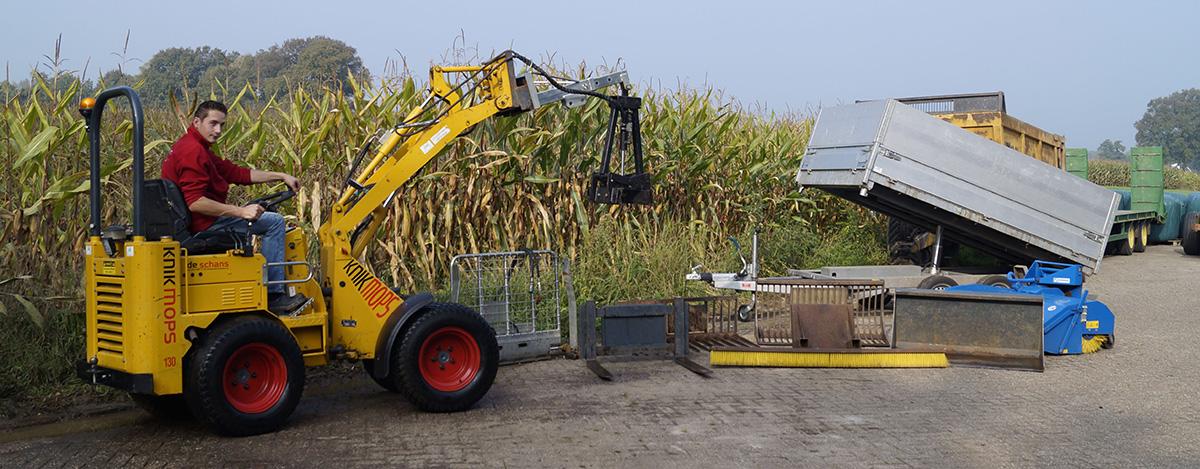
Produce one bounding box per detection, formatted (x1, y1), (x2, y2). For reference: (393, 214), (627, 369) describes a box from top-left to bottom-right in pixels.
(1, 56), (867, 319)
(1089, 158), (1200, 191)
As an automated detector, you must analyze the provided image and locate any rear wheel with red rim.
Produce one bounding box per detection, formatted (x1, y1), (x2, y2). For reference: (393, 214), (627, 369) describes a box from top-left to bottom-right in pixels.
(185, 316), (304, 436)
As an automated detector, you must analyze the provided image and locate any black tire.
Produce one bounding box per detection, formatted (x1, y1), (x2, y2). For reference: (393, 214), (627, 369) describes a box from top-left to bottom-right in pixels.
(1116, 228), (1134, 256)
(130, 393), (192, 420)
(362, 359), (400, 393)
(736, 304), (753, 322)
(184, 316), (305, 436)
(916, 275), (957, 290)
(975, 275), (1012, 289)
(886, 218), (920, 265)
(1133, 222), (1147, 253)
(886, 218), (960, 266)
(1183, 212), (1200, 255)
(393, 303), (499, 413)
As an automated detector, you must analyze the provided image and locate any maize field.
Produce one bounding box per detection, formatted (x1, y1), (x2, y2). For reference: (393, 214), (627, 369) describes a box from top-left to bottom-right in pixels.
(0, 61), (883, 323)
(1088, 158), (1200, 190)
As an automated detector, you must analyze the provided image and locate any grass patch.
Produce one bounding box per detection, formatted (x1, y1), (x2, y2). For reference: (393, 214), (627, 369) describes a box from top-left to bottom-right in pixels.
(757, 210), (888, 275)
(0, 307), (120, 417)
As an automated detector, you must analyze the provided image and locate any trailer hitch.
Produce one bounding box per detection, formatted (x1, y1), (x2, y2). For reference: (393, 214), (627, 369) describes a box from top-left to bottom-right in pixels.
(587, 93), (654, 205)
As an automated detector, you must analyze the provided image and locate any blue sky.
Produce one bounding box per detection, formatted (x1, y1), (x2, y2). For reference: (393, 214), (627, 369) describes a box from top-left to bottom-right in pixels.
(3, 0), (1196, 152)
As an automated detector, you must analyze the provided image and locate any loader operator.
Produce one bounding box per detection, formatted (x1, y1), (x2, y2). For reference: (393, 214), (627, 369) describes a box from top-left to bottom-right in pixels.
(162, 100), (306, 314)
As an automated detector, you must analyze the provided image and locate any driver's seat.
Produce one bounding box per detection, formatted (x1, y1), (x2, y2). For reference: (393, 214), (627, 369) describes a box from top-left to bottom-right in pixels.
(142, 179), (250, 255)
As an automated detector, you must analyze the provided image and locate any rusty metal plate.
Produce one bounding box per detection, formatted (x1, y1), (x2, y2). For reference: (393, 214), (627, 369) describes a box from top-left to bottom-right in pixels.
(893, 288), (1044, 372)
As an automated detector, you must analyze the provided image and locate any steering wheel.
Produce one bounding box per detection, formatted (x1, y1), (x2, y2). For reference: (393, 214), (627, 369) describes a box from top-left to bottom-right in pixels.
(248, 189), (296, 213)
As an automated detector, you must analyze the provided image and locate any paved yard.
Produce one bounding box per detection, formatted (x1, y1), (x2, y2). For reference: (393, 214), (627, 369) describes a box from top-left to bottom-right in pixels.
(1, 245), (1197, 467)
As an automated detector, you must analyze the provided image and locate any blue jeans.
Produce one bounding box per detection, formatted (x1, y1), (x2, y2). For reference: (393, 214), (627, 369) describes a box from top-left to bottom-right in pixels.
(207, 211), (287, 294)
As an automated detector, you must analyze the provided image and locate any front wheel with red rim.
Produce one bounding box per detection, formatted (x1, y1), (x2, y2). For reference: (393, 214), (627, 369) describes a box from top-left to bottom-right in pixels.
(419, 327), (483, 392)
(185, 316), (304, 436)
(394, 303), (499, 413)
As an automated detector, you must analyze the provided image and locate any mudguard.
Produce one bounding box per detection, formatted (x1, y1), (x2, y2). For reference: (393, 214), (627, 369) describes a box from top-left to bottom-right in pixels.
(372, 291), (435, 378)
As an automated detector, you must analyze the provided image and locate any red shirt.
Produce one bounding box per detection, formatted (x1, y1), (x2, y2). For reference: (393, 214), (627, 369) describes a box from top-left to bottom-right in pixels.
(161, 125), (252, 232)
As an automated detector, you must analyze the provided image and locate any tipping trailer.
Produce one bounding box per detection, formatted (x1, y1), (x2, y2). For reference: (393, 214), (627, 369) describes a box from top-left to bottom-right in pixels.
(795, 98), (1119, 275)
(883, 93), (1068, 266)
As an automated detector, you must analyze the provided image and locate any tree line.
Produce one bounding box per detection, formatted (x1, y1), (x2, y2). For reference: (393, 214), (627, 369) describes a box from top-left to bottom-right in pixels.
(2, 36), (368, 106)
(1085, 89), (1200, 170)
(2, 37), (1198, 169)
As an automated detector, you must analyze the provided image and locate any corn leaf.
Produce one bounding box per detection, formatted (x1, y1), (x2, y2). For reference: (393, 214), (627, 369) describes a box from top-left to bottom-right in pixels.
(12, 294), (43, 328)
(14, 126), (59, 168)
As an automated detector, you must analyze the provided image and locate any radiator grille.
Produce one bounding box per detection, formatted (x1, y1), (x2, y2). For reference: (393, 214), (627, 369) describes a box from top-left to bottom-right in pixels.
(94, 278), (125, 355)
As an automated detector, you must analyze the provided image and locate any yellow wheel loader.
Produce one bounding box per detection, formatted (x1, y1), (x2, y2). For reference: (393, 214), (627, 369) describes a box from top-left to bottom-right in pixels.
(76, 51), (652, 436)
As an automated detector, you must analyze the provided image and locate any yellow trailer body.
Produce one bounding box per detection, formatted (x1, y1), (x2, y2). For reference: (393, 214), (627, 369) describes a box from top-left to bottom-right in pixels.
(897, 92), (1065, 169)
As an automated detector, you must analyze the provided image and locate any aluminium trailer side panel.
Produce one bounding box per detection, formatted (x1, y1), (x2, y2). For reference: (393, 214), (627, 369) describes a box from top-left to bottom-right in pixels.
(796, 99), (1119, 274)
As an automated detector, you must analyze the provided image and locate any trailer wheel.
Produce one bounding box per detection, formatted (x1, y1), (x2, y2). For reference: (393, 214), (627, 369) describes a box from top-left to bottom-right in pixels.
(916, 275), (957, 290)
(1182, 212), (1200, 255)
(393, 303), (499, 413)
(1133, 222), (1147, 253)
(362, 359), (400, 392)
(886, 218), (920, 265)
(974, 275), (1012, 289)
(1117, 228), (1134, 256)
(129, 393), (192, 420)
(184, 316), (305, 436)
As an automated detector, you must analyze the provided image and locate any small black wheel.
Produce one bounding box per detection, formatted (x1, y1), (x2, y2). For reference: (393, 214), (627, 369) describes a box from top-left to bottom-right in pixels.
(975, 275), (1011, 289)
(393, 303), (499, 413)
(1183, 212), (1200, 255)
(130, 393), (192, 420)
(1102, 334), (1115, 349)
(916, 275), (958, 290)
(184, 316), (305, 436)
(1133, 222), (1147, 253)
(362, 359), (400, 393)
(736, 304), (753, 322)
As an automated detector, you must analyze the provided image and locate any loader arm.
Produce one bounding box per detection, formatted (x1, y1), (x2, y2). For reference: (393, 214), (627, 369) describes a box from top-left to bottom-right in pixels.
(317, 51), (650, 358)
(322, 51), (643, 262)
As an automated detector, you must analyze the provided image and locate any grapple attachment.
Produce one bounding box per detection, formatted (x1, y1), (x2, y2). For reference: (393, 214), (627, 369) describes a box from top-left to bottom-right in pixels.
(586, 95), (655, 205)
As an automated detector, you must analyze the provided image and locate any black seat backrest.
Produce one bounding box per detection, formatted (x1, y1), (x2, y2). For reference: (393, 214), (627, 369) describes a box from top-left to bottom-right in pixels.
(142, 179), (250, 255)
(143, 179), (191, 241)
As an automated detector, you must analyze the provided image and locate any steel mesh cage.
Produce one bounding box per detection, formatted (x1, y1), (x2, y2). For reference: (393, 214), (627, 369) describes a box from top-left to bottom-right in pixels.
(450, 250), (561, 338)
(752, 279), (889, 347)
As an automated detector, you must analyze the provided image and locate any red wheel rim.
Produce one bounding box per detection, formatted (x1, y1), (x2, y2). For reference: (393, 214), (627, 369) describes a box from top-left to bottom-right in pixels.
(223, 343), (287, 414)
(419, 327), (481, 392)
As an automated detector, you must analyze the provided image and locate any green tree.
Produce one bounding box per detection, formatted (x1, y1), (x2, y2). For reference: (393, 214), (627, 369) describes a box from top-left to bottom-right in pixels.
(227, 36), (368, 100)
(1135, 88), (1200, 169)
(0, 80), (18, 102)
(137, 46), (239, 105)
(1094, 139), (1128, 161)
(97, 68), (139, 90)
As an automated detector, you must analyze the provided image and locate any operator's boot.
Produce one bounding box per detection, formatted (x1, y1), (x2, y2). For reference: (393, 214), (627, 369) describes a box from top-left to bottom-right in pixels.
(268, 292), (309, 314)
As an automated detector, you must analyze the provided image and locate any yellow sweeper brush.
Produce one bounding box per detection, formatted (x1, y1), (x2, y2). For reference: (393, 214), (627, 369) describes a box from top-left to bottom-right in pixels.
(710, 347), (949, 368)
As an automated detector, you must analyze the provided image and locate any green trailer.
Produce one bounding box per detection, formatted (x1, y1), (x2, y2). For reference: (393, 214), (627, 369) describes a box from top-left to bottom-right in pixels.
(1067, 147), (1165, 255)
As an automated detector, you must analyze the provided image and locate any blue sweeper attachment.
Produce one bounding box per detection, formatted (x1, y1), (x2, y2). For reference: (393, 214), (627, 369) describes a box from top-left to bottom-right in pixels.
(947, 261), (1115, 355)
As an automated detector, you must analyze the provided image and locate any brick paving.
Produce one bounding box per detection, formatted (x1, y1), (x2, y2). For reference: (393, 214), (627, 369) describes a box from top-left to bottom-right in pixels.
(1, 244), (1198, 467)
